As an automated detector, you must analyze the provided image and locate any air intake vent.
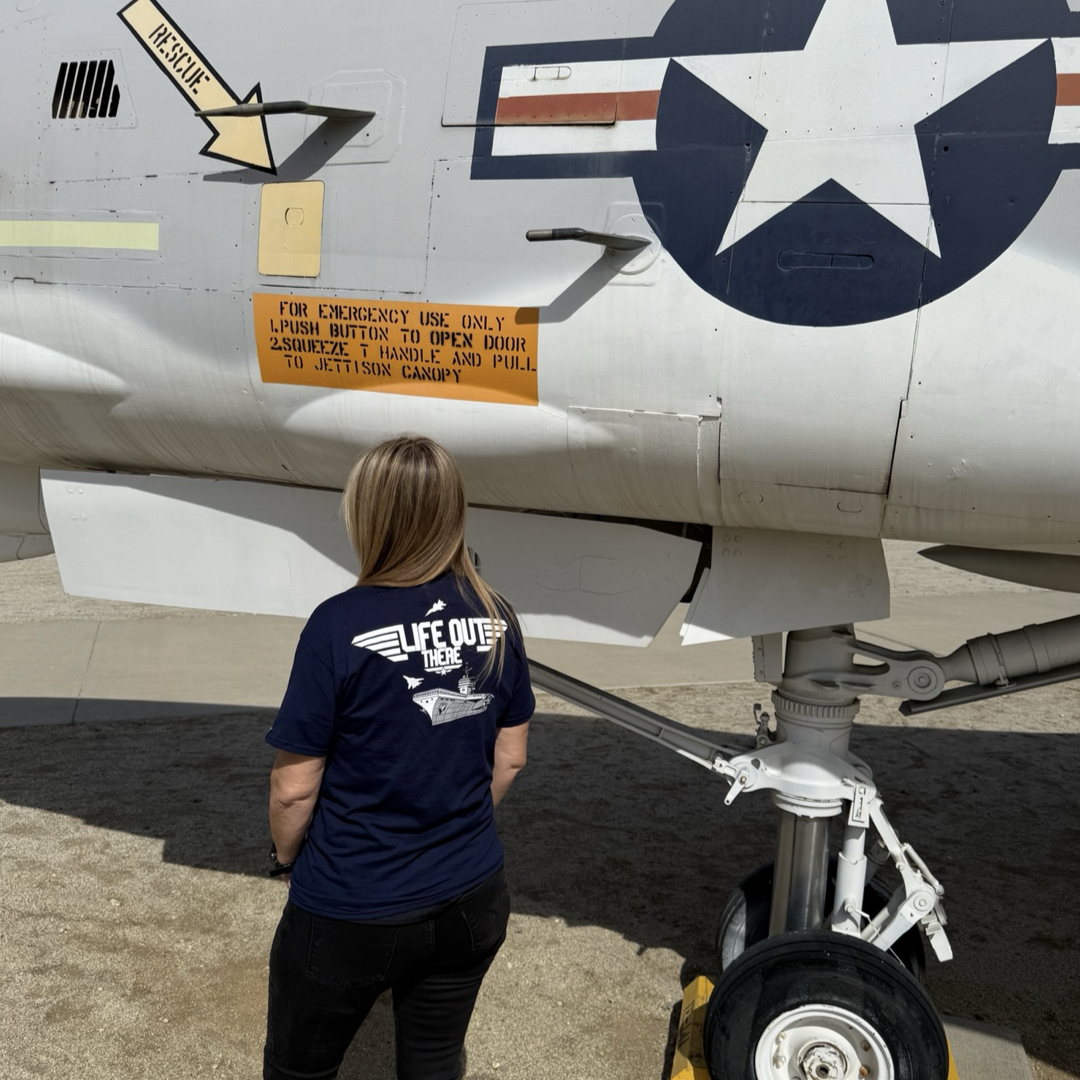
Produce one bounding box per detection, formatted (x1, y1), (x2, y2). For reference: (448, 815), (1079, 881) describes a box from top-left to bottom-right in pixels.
(52, 60), (121, 120)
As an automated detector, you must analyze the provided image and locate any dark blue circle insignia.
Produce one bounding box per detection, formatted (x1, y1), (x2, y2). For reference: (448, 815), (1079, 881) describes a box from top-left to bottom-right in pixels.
(472, 0), (1080, 327)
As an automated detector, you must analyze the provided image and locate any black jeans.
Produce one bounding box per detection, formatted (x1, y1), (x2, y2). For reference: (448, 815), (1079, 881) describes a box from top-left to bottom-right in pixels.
(264, 868), (510, 1080)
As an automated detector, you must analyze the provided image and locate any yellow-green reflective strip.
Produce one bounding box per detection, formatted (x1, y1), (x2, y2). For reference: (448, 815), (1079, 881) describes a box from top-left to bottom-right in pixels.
(0, 221), (159, 251)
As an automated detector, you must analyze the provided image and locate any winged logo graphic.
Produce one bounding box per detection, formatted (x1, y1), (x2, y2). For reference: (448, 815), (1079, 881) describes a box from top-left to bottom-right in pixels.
(351, 625), (410, 663)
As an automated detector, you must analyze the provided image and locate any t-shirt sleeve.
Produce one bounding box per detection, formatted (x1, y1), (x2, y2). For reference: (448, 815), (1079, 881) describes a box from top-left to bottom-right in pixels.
(498, 637), (535, 728)
(265, 634), (338, 756)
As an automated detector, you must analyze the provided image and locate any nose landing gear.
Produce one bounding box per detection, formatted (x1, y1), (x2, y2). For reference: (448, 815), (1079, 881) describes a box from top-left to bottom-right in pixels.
(701, 628), (955, 1077)
(530, 610), (1080, 1080)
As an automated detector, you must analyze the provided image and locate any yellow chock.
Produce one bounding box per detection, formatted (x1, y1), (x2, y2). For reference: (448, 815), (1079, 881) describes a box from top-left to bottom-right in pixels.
(670, 975), (715, 1080)
(947, 1040), (961, 1080)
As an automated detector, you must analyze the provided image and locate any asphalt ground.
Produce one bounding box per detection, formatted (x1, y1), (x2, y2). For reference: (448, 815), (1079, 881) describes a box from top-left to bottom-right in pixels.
(1, 545), (1078, 1080)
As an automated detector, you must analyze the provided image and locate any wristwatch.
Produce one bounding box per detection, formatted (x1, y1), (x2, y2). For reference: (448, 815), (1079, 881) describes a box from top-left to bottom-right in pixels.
(268, 843), (295, 878)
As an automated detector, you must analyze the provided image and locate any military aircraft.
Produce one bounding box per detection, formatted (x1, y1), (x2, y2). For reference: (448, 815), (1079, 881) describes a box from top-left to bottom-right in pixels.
(3, 0), (1080, 1075)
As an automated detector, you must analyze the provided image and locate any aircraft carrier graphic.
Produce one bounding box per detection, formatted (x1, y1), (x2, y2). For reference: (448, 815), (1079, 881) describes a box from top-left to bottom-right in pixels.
(412, 672), (493, 725)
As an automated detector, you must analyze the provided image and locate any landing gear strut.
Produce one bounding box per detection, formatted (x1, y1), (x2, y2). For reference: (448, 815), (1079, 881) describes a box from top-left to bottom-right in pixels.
(715, 860), (926, 981)
(713, 630), (953, 973)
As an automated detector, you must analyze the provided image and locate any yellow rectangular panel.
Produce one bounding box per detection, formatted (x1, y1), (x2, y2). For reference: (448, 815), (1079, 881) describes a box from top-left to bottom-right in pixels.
(253, 293), (539, 406)
(259, 182), (324, 278)
(0, 220), (159, 250)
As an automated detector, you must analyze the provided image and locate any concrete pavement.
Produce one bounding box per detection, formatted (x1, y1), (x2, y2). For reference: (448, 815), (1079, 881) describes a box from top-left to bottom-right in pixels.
(2, 540), (1077, 727)
(1, 543), (1077, 1080)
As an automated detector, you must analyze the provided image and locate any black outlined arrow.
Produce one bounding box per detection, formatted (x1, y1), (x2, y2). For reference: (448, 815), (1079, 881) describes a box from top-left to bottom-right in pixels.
(119, 0), (276, 173)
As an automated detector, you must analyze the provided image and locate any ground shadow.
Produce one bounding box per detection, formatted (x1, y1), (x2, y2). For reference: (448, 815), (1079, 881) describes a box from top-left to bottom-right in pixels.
(0, 697), (271, 728)
(1, 696), (1078, 1074)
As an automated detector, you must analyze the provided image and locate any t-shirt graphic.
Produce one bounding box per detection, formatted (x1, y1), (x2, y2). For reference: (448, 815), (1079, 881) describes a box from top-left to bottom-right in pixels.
(411, 671), (493, 725)
(351, 595), (506, 725)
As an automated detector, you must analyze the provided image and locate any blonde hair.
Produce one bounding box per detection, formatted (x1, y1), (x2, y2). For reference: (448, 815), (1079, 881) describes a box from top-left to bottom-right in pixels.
(341, 436), (515, 680)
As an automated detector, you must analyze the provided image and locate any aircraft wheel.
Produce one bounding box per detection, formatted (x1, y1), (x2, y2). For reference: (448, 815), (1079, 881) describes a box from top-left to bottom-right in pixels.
(703, 932), (949, 1080)
(716, 862), (926, 981)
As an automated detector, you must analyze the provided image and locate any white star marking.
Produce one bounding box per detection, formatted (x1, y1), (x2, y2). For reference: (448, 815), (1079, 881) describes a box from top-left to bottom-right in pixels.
(676, 0), (1044, 257)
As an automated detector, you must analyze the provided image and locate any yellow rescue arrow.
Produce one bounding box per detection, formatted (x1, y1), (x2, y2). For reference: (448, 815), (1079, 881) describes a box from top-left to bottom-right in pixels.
(119, 0), (275, 173)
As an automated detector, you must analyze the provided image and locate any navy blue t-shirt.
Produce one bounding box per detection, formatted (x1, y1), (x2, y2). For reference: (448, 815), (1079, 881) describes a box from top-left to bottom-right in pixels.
(266, 572), (534, 920)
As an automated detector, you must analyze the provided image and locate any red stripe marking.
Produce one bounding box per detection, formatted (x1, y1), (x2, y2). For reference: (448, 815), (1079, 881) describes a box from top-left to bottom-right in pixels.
(615, 90), (661, 121)
(495, 90), (660, 125)
(1057, 73), (1080, 107)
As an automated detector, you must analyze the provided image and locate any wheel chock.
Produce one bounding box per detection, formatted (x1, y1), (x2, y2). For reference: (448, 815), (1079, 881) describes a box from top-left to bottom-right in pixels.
(948, 1041), (961, 1080)
(670, 975), (714, 1080)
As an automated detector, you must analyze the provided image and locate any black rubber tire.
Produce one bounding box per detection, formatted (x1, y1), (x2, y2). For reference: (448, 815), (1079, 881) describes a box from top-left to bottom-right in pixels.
(716, 861), (927, 982)
(703, 931), (949, 1080)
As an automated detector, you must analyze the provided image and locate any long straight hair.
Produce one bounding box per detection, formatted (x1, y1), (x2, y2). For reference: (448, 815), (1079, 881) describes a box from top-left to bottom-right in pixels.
(341, 436), (515, 680)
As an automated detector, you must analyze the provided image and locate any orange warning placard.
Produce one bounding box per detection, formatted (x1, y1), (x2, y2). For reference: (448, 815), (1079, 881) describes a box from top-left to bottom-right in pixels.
(253, 293), (539, 406)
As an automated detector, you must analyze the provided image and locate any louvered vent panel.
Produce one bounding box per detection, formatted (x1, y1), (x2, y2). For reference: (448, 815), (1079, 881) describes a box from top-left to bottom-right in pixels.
(52, 60), (120, 120)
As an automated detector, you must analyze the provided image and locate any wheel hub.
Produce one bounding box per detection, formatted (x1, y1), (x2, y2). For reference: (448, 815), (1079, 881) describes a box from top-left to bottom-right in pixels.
(800, 1041), (848, 1080)
(755, 1004), (894, 1080)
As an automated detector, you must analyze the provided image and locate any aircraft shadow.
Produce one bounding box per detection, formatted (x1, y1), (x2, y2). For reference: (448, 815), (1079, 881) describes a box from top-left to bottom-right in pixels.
(539, 252), (629, 324)
(202, 116), (373, 185)
(1, 701), (1077, 1075)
